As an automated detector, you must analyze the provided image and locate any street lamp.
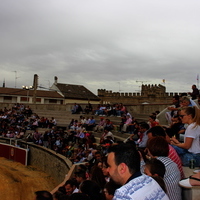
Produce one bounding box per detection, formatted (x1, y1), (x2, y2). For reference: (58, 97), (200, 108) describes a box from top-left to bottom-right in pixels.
(22, 85), (33, 103)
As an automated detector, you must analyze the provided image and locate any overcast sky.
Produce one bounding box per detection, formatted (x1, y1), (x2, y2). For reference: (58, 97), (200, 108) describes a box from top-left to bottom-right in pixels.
(1, 0), (200, 95)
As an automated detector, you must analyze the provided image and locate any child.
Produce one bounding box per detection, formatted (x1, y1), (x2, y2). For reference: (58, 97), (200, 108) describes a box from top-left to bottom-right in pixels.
(144, 158), (167, 193)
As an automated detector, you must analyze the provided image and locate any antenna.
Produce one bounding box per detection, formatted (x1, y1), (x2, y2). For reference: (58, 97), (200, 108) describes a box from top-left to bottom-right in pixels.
(118, 82), (123, 92)
(136, 80), (149, 84)
(12, 71), (20, 88)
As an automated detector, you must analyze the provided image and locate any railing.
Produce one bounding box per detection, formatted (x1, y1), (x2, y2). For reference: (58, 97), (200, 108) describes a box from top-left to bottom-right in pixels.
(0, 137), (72, 184)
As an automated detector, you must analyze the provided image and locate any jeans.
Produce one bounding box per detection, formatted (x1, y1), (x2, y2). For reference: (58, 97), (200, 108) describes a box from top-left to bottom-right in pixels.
(172, 145), (200, 167)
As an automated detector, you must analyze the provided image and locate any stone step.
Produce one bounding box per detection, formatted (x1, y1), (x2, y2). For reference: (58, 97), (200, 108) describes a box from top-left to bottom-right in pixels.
(31, 109), (149, 128)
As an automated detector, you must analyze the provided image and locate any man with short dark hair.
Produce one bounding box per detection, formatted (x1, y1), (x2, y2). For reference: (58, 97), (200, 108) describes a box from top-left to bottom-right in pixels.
(64, 179), (79, 196)
(107, 143), (169, 200)
(35, 190), (53, 200)
(136, 122), (149, 148)
(74, 170), (87, 185)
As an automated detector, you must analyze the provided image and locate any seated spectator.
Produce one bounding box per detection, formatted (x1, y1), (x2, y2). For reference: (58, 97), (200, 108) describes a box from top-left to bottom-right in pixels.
(104, 119), (114, 131)
(79, 116), (87, 125)
(31, 119), (39, 130)
(69, 193), (90, 200)
(116, 103), (126, 117)
(76, 104), (83, 114)
(148, 115), (159, 128)
(100, 129), (114, 144)
(146, 136), (181, 200)
(144, 158), (167, 193)
(35, 190), (53, 200)
(128, 117), (138, 135)
(101, 156), (110, 183)
(54, 136), (63, 153)
(107, 143), (169, 200)
(180, 96), (193, 107)
(119, 115), (126, 132)
(166, 95), (180, 125)
(170, 106), (200, 167)
(84, 103), (93, 114)
(104, 104), (113, 116)
(103, 180), (121, 200)
(94, 117), (106, 132)
(84, 105), (90, 114)
(147, 126), (185, 179)
(95, 105), (106, 116)
(128, 121), (139, 142)
(88, 151), (103, 170)
(85, 116), (96, 131)
(90, 165), (107, 190)
(71, 103), (78, 114)
(165, 115), (185, 140)
(135, 122), (149, 149)
(64, 179), (79, 196)
(33, 130), (42, 145)
(48, 117), (57, 129)
(79, 180), (104, 200)
(68, 119), (75, 130)
(121, 115), (132, 133)
(74, 169), (87, 186)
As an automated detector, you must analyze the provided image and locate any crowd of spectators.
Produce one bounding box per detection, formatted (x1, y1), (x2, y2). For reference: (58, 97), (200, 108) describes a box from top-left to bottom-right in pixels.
(1, 90), (200, 199)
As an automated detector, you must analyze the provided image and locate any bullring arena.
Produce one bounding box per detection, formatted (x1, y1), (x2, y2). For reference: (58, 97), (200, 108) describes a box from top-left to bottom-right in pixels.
(1, 103), (200, 199)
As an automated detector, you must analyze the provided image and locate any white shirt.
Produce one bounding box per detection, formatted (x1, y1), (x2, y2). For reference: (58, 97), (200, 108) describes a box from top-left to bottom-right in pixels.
(114, 174), (169, 200)
(185, 123), (200, 154)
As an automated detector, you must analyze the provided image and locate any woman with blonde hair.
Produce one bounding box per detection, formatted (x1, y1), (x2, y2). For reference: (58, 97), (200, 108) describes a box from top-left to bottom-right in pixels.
(171, 106), (200, 166)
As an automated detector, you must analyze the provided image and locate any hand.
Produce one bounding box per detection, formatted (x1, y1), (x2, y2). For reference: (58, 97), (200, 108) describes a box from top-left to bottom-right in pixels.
(170, 137), (180, 145)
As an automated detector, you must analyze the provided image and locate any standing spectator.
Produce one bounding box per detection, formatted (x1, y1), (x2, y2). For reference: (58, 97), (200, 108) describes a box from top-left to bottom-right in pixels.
(188, 84), (199, 100)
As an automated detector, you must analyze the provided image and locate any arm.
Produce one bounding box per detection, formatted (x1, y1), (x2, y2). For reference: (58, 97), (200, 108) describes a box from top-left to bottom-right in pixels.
(171, 137), (194, 149)
(167, 106), (178, 111)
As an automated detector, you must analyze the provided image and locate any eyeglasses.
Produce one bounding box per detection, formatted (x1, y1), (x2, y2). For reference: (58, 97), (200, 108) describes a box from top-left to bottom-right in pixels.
(179, 115), (186, 118)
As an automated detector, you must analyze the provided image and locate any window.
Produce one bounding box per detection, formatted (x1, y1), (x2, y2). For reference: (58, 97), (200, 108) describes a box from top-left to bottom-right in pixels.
(49, 99), (57, 103)
(4, 96), (12, 100)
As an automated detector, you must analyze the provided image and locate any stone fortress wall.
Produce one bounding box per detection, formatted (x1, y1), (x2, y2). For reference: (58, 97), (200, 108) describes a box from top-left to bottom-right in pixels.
(98, 84), (182, 104)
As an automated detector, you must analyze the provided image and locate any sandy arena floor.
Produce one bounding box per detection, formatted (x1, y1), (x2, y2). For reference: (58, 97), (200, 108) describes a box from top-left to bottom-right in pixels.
(0, 157), (57, 200)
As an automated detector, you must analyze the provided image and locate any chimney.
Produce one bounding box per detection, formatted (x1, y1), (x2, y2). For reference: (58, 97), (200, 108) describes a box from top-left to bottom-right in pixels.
(33, 74), (38, 89)
(3, 79), (5, 87)
(54, 76), (58, 85)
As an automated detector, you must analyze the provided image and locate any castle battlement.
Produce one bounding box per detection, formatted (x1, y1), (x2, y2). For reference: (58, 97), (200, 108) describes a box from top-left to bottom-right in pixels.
(97, 85), (181, 104)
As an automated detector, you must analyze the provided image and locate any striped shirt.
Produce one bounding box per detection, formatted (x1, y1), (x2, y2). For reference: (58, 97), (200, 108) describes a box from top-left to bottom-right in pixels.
(169, 145), (185, 179)
(157, 157), (181, 200)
